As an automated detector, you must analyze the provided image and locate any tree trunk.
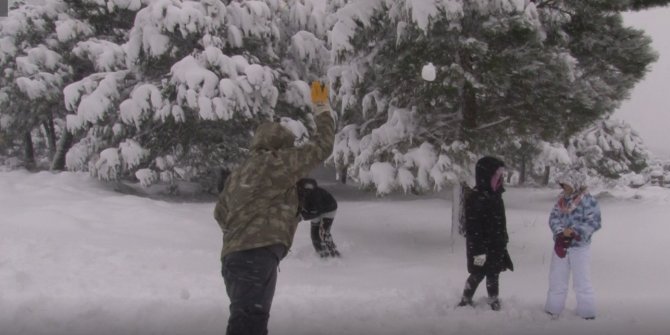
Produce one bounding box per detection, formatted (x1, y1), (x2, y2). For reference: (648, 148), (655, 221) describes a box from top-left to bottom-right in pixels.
(462, 83), (478, 130)
(458, 43), (478, 132)
(450, 183), (461, 242)
(519, 155), (527, 185)
(24, 132), (35, 170)
(451, 183), (467, 244)
(43, 118), (57, 161)
(51, 130), (73, 171)
(339, 165), (348, 184)
(543, 165), (551, 186)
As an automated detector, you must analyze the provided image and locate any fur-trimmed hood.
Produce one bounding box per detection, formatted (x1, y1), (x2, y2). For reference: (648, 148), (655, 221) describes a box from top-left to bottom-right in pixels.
(556, 170), (588, 192)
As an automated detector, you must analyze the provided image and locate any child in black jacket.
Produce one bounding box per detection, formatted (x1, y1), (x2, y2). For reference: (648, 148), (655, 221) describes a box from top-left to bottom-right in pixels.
(296, 178), (340, 257)
(457, 156), (514, 311)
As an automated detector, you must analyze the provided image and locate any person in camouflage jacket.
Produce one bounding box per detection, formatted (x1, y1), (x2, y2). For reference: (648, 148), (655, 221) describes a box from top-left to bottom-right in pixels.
(214, 81), (335, 335)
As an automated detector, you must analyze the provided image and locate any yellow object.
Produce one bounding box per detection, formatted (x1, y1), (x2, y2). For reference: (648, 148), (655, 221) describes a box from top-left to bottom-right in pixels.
(310, 81), (328, 105)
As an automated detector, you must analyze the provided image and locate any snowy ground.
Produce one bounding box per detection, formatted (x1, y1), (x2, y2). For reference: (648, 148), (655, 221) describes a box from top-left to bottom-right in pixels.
(1, 170), (669, 335)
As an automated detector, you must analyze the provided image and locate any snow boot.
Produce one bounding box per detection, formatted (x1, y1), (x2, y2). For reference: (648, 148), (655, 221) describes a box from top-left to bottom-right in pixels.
(545, 311), (559, 320)
(457, 297), (473, 307)
(489, 298), (501, 311)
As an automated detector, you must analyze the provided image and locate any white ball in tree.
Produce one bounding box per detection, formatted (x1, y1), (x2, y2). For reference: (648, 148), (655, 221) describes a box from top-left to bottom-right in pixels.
(421, 63), (436, 81)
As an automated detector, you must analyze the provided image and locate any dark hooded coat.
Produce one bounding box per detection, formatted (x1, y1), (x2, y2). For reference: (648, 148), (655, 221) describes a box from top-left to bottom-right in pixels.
(296, 178), (337, 220)
(465, 156), (514, 274)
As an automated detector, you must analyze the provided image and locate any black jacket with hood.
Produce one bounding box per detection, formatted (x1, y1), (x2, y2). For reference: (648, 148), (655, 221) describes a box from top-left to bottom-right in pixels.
(465, 156), (514, 274)
(296, 178), (337, 221)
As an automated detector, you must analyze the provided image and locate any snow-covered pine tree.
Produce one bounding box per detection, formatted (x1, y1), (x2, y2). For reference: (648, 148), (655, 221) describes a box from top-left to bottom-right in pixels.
(496, 0), (663, 185)
(327, 0), (660, 194)
(328, 0), (564, 194)
(0, 0), (88, 169)
(0, 0), (150, 170)
(568, 118), (651, 179)
(63, 0), (321, 192)
(543, 0), (660, 143)
(51, 0), (147, 170)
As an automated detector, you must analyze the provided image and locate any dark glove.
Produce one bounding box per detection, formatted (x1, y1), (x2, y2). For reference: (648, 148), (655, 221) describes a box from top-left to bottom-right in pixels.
(554, 234), (572, 258)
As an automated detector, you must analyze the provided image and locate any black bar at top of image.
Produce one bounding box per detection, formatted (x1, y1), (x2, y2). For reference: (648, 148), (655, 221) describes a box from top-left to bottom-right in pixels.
(1, 0), (8, 17)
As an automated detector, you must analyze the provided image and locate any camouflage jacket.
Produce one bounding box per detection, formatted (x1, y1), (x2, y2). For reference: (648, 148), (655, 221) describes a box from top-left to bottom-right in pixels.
(214, 110), (335, 259)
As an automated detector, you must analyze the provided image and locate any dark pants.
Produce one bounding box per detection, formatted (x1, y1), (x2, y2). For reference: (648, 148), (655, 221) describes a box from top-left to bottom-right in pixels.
(310, 217), (339, 257)
(462, 270), (500, 300)
(222, 247), (280, 335)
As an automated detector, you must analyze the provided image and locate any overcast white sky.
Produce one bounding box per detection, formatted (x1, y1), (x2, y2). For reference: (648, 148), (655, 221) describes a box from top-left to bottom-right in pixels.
(617, 6), (670, 159)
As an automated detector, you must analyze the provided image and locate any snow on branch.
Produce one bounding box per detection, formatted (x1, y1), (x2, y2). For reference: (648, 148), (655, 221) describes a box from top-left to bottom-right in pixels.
(120, 83), (165, 128)
(64, 71), (130, 131)
(55, 18), (94, 43)
(226, 0), (274, 38)
(289, 30), (329, 69)
(90, 0), (146, 12)
(13, 45), (68, 99)
(284, 80), (311, 108)
(125, 0), (228, 64)
(65, 136), (97, 171)
(331, 0), (385, 53)
(93, 147), (121, 181)
(0, 1), (64, 37)
(0, 37), (17, 64)
(399, 0), (463, 31)
(119, 139), (149, 170)
(15, 73), (63, 99)
(569, 118), (651, 179)
(73, 39), (126, 72)
(283, 0), (328, 38)
(15, 45), (62, 74)
(169, 48), (278, 121)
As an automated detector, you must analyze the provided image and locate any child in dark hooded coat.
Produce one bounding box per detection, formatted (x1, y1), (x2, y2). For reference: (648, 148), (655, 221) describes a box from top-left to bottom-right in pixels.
(297, 178), (340, 258)
(457, 156), (514, 311)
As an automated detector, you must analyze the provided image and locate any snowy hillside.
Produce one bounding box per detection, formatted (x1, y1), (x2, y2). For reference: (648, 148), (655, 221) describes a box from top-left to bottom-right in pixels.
(0, 170), (668, 335)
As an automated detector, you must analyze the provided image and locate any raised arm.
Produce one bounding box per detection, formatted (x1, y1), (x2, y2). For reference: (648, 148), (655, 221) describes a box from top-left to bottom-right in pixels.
(280, 81), (335, 177)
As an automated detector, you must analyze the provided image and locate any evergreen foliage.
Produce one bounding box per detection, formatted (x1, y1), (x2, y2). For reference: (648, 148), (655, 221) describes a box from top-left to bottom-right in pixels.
(569, 118), (650, 179)
(329, 0), (659, 193)
(0, 0), (665, 194)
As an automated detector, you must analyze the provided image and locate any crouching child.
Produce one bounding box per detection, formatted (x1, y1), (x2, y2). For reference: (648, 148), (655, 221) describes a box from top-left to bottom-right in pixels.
(297, 178), (340, 258)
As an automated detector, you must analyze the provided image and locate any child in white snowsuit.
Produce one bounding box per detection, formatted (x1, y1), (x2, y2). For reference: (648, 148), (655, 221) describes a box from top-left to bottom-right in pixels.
(297, 178), (340, 258)
(545, 170), (601, 320)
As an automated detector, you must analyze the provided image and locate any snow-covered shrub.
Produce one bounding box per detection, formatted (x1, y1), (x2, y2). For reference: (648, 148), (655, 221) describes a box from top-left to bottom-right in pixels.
(570, 119), (651, 179)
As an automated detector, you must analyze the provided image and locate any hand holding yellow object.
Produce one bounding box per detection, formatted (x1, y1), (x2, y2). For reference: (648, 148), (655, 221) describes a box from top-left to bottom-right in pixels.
(310, 81), (329, 105)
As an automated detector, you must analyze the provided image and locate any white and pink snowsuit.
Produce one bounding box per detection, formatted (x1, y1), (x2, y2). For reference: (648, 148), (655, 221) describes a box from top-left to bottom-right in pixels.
(545, 172), (602, 319)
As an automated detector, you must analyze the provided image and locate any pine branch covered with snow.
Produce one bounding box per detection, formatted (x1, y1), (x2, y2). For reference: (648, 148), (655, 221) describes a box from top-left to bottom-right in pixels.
(569, 118), (651, 179)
